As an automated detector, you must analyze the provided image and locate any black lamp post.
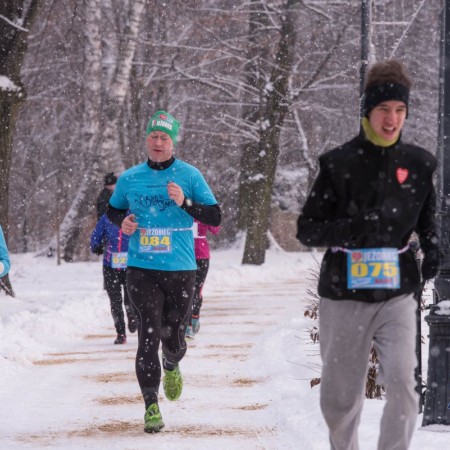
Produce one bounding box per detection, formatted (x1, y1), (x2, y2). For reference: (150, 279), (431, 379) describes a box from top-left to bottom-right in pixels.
(360, 0), (371, 118)
(422, 0), (450, 427)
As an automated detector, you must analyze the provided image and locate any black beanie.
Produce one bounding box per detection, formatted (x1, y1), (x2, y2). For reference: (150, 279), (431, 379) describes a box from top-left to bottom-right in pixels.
(104, 172), (117, 186)
(362, 82), (409, 117)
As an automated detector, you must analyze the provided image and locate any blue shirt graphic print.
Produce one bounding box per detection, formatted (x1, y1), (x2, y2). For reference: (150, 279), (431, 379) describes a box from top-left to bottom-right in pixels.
(110, 159), (217, 271)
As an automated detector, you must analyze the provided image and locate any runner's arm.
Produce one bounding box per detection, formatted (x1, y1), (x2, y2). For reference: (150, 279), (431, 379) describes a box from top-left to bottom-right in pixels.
(181, 202), (221, 227)
(296, 161), (379, 247)
(106, 203), (127, 228)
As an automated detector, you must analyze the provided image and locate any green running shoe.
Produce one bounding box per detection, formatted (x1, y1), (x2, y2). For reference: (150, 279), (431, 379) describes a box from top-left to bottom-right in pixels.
(163, 364), (183, 401)
(144, 403), (164, 433)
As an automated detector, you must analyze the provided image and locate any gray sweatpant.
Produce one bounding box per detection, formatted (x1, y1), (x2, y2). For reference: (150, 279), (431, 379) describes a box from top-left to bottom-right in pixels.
(319, 294), (418, 450)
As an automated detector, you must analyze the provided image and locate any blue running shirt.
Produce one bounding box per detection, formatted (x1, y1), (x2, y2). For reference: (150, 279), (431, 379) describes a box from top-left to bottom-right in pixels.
(110, 160), (217, 271)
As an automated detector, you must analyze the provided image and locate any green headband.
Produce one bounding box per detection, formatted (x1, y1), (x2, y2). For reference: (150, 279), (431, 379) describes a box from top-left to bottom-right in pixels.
(146, 110), (180, 145)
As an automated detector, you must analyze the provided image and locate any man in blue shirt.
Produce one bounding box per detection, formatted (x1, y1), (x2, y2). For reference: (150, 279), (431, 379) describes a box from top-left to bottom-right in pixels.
(107, 110), (221, 433)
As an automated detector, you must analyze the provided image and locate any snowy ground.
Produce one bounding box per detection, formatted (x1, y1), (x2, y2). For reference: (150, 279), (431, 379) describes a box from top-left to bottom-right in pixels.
(0, 247), (448, 449)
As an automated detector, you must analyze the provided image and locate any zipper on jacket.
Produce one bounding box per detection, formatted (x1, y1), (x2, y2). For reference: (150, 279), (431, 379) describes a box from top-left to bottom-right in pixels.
(380, 147), (389, 204)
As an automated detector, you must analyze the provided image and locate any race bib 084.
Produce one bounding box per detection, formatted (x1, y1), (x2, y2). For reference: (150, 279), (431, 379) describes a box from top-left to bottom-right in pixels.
(139, 228), (172, 253)
(347, 248), (400, 289)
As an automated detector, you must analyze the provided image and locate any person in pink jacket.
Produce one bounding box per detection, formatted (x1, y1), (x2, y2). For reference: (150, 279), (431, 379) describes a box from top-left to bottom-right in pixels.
(185, 219), (220, 338)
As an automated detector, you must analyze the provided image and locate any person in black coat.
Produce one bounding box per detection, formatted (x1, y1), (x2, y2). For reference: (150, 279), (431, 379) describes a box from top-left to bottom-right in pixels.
(296, 59), (439, 450)
(97, 173), (117, 220)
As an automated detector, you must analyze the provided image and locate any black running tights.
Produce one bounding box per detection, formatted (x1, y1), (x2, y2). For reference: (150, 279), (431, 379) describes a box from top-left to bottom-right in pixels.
(126, 267), (196, 408)
(103, 266), (134, 335)
(191, 258), (210, 317)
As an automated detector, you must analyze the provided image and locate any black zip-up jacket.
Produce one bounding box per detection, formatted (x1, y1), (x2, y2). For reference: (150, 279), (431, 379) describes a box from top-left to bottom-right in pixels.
(296, 133), (438, 302)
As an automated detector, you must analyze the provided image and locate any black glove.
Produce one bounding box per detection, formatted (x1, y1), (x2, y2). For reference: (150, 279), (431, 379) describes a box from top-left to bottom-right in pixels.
(421, 249), (440, 281)
(349, 208), (381, 238)
(93, 246), (103, 256)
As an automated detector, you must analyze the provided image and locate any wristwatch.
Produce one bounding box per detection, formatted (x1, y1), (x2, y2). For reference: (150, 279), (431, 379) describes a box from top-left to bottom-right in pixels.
(184, 198), (193, 207)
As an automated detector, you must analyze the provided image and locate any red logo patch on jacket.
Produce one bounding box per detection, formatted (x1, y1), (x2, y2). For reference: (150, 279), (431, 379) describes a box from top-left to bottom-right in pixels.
(396, 168), (409, 184)
(351, 252), (363, 262)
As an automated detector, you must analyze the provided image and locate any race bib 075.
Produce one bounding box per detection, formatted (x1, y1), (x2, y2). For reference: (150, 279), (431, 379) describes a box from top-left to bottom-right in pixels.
(347, 248), (400, 289)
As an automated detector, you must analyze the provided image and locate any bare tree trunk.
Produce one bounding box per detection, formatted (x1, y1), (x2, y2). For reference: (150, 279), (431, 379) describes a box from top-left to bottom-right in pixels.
(0, 1), (42, 236)
(59, 0), (102, 262)
(237, 0), (270, 231)
(241, 0), (301, 265)
(0, 1), (43, 293)
(100, 0), (147, 173)
(59, 0), (146, 261)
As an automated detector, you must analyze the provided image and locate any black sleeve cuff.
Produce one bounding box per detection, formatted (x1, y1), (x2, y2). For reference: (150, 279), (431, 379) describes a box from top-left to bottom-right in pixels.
(181, 201), (221, 227)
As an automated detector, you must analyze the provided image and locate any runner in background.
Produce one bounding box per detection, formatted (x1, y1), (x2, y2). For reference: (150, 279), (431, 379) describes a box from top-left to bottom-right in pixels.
(107, 110), (221, 433)
(90, 213), (137, 344)
(97, 173), (117, 220)
(0, 225), (14, 297)
(185, 219), (220, 338)
(0, 225), (11, 278)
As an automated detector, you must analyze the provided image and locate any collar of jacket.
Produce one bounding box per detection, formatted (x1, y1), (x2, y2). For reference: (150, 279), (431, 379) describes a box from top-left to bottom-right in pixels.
(360, 117), (401, 148)
(147, 156), (175, 170)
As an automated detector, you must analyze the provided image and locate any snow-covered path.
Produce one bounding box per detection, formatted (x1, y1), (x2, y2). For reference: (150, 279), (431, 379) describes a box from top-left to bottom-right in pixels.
(0, 251), (309, 449)
(0, 249), (449, 449)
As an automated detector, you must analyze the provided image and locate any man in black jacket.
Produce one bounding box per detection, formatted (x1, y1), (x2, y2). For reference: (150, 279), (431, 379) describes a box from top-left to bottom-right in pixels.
(297, 60), (439, 450)
(96, 173), (117, 220)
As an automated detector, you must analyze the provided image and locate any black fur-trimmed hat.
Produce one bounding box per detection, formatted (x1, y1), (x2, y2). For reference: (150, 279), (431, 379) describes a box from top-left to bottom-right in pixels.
(362, 59), (412, 117)
(104, 172), (117, 186)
